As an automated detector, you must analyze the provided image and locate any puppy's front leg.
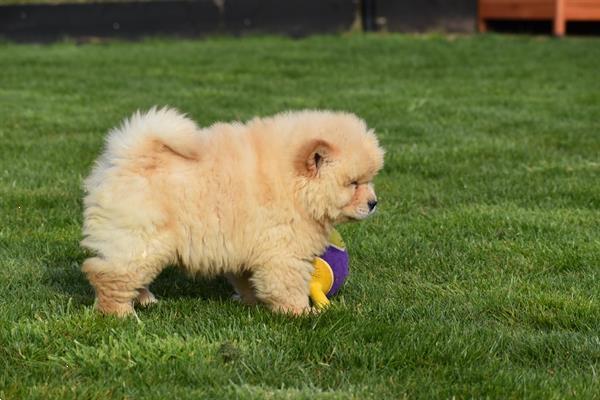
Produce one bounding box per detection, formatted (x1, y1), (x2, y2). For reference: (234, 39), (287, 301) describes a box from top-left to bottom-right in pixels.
(251, 259), (312, 316)
(226, 270), (259, 305)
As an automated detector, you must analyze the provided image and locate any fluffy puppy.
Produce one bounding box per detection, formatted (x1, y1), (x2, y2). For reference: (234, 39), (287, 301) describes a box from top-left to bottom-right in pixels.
(81, 108), (384, 316)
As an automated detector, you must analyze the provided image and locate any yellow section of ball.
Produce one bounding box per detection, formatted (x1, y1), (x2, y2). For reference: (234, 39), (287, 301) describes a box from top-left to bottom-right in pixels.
(310, 256), (334, 309)
(328, 228), (346, 250)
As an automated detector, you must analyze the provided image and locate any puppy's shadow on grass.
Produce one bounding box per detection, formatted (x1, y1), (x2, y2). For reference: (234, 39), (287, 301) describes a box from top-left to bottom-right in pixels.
(41, 242), (94, 306)
(149, 267), (232, 302)
(44, 247), (232, 308)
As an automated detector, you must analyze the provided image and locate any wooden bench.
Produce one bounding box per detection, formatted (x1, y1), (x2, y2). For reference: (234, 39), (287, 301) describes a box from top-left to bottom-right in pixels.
(478, 0), (600, 36)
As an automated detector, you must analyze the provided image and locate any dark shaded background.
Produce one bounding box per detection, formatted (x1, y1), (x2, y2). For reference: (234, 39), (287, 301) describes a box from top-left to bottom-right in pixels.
(0, 0), (598, 41)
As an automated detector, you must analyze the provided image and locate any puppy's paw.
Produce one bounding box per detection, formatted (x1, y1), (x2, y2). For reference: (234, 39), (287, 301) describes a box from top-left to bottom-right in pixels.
(231, 292), (259, 306)
(309, 306), (324, 315)
(136, 288), (158, 307)
(269, 303), (313, 317)
(96, 299), (136, 317)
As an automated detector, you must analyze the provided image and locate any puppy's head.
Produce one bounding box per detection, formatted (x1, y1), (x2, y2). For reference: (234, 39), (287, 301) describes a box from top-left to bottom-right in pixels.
(294, 111), (384, 224)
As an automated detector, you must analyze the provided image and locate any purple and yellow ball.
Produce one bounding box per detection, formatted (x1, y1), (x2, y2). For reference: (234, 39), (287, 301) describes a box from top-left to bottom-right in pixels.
(310, 228), (349, 309)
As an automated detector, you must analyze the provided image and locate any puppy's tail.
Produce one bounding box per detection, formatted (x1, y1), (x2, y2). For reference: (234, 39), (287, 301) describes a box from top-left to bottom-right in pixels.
(104, 106), (203, 161)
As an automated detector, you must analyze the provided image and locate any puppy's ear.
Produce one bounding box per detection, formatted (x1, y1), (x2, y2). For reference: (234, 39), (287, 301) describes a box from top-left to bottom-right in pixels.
(295, 139), (334, 177)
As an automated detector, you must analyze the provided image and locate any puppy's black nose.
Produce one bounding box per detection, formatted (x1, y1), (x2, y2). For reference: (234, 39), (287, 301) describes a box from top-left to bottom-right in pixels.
(368, 200), (378, 211)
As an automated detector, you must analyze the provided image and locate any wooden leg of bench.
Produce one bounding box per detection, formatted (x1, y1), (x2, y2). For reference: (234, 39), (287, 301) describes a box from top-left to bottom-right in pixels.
(553, 17), (565, 36)
(554, 0), (565, 36)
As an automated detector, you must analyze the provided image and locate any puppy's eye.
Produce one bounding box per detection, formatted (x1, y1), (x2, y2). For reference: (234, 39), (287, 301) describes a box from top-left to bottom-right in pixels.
(350, 181), (358, 187)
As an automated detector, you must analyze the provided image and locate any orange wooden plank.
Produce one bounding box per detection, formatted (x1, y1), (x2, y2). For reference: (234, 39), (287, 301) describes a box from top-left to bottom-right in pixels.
(478, 0), (600, 35)
(479, 3), (555, 19)
(568, 0), (600, 6)
(565, 1), (600, 20)
(480, 0), (553, 4)
(479, 0), (555, 19)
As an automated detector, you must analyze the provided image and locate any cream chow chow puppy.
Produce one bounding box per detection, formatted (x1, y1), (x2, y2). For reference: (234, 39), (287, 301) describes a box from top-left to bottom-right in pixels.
(81, 107), (384, 316)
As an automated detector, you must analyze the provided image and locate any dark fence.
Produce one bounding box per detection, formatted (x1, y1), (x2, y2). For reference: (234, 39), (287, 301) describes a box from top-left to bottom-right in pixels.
(0, 0), (479, 41)
(0, 0), (358, 41)
(375, 0), (476, 33)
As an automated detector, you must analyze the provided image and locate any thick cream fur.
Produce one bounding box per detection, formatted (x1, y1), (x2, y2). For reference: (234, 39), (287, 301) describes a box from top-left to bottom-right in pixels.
(81, 107), (384, 316)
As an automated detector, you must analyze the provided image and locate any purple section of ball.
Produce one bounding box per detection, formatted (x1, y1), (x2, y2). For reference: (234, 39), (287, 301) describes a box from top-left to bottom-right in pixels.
(321, 246), (349, 297)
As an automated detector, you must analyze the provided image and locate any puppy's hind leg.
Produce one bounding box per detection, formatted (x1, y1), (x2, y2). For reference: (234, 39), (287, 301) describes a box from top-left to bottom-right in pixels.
(82, 257), (163, 317)
(251, 259), (313, 316)
(226, 270), (258, 306)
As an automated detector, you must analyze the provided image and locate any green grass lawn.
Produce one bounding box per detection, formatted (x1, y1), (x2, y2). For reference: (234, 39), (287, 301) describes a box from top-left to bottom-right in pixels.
(1, 33), (599, 399)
